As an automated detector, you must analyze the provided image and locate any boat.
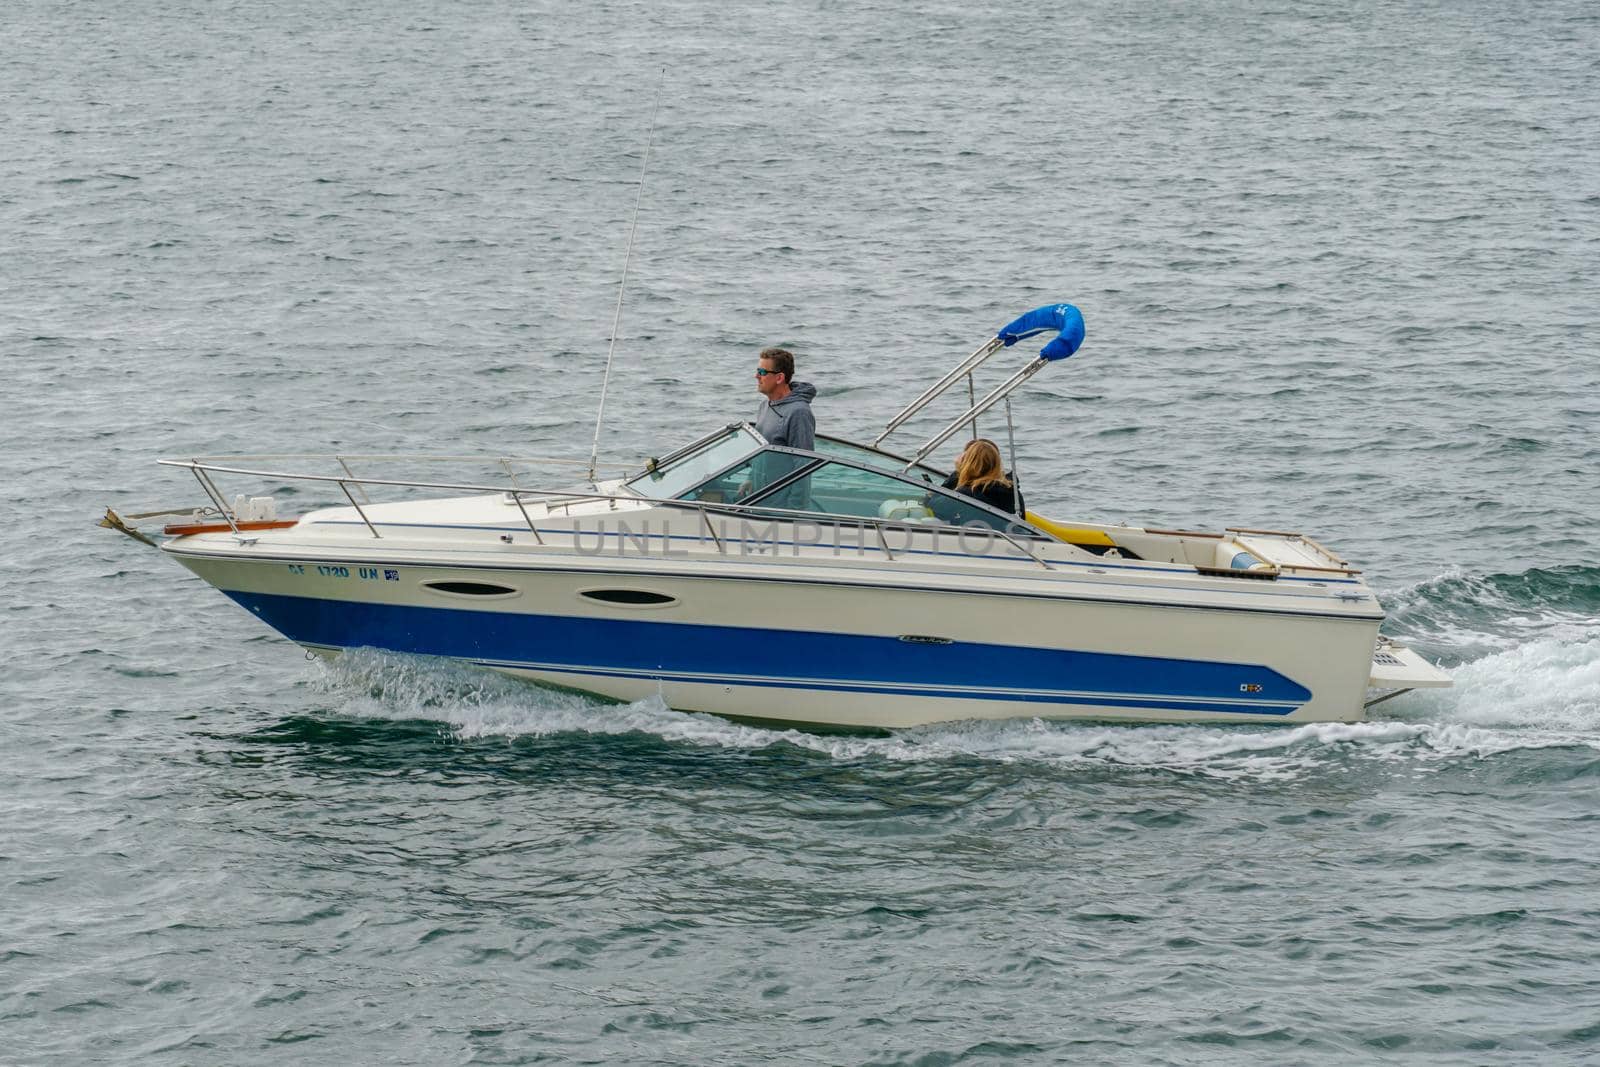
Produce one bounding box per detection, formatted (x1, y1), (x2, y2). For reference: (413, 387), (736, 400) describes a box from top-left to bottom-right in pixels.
(106, 303), (1451, 729)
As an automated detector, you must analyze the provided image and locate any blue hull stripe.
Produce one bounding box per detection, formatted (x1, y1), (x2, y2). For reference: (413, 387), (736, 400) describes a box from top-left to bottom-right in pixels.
(229, 592), (1310, 717)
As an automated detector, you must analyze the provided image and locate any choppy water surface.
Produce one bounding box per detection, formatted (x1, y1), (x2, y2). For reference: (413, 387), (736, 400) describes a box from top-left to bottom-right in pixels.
(4, 0), (1599, 1062)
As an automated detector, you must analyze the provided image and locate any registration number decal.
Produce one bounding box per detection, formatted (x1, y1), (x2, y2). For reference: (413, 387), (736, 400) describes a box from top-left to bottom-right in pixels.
(286, 564), (399, 580)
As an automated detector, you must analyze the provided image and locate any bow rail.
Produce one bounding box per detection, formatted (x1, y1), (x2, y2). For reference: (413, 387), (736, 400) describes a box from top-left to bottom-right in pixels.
(149, 454), (1058, 571)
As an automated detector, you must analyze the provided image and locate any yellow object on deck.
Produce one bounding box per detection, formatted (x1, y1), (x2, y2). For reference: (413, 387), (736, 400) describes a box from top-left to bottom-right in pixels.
(1024, 511), (1116, 547)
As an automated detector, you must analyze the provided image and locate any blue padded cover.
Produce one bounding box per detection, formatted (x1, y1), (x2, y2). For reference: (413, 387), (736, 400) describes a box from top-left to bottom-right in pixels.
(996, 303), (1086, 361)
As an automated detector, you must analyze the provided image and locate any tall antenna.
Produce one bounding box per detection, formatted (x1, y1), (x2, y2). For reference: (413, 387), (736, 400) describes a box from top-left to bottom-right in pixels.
(587, 69), (666, 484)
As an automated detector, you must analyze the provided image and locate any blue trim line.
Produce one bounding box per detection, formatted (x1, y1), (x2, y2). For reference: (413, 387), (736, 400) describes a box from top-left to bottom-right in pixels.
(469, 661), (1300, 715)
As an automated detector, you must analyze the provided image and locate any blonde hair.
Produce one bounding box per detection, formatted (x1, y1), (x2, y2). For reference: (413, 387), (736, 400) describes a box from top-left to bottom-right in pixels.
(954, 439), (1012, 492)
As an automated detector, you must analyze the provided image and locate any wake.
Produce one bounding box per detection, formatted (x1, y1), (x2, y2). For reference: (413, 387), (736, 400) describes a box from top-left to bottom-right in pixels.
(308, 624), (1600, 782)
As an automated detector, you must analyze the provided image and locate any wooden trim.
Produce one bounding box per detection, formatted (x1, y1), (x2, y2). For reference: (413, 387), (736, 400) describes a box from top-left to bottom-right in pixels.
(1225, 526), (1304, 537)
(1144, 527), (1223, 539)
(1281, 563), (1362, 575)
(163, 519), (298, 536)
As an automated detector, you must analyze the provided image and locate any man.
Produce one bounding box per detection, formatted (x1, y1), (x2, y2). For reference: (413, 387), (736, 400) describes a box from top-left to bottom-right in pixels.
(745, 347), (817, 506)
(753, 347), (816, 449)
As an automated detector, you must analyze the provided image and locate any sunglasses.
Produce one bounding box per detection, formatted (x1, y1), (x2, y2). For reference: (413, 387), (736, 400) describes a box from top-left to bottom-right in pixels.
(755, 367), (780, 377)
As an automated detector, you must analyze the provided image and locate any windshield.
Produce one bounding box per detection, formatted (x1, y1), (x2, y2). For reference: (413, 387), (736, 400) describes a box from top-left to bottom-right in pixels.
(813, 435), (947, 482)
(744, 459), (1036, 534)
(625, 428), (761, 500)
(676, 450), (818, 507)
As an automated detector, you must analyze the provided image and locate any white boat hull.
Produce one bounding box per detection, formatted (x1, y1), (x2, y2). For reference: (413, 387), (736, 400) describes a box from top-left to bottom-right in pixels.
(169, 537), (1384, 729)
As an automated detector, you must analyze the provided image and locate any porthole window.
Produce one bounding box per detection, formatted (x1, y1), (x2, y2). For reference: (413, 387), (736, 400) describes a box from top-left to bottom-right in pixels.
(422, 580), (519, 598)
(578, 589), (678, 606)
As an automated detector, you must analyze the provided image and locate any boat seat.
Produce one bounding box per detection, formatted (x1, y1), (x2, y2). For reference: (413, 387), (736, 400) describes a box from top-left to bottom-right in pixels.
(878, 499), (936, 522)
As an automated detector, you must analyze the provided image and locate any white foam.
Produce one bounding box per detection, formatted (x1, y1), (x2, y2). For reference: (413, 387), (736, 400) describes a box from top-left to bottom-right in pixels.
(1393, 634), (1600, 732)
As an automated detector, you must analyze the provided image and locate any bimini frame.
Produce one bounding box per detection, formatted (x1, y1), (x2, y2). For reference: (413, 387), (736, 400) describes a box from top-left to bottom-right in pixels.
(874, 302), (1088, 490)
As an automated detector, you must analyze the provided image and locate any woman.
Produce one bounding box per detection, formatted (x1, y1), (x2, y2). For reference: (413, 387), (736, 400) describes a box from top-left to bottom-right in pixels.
(941, 438), (1025, 516)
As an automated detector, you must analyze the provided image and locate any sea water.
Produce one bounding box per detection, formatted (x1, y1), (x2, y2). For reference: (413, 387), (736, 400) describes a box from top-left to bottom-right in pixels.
(4, 0), (1598, 1062)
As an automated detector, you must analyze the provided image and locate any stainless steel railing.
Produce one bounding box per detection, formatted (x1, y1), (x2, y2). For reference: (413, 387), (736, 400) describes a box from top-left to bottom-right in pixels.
(156, 455), (1057, 570)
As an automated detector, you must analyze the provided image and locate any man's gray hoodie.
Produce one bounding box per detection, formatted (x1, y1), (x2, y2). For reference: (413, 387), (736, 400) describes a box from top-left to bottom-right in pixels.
(754, 381), (817, 449)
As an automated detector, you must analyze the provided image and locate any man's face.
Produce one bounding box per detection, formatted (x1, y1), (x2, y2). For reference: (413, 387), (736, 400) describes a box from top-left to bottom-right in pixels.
(756, 358), (784, 396)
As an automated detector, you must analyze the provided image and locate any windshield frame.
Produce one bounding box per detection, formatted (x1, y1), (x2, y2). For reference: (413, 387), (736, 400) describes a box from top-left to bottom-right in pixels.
(739, 447), (1047, 539)
(623, 424), (765, 500)
(624, 426), (1039, 538)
